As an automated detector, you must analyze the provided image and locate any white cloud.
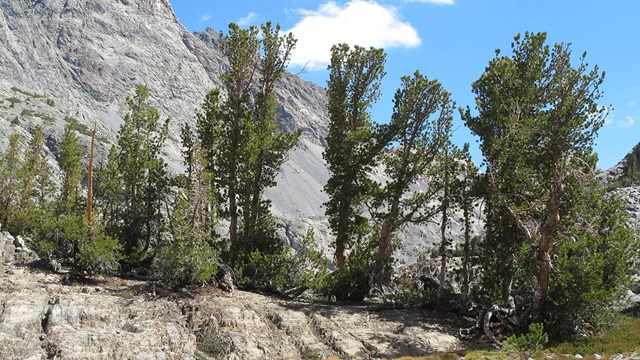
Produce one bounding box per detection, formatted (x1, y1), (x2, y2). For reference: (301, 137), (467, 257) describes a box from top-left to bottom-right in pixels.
(237, 12), (258, 27)
(618, 116), (635, 128)
(407, 0), (454, 4)
(285, 0), (421, 70)
(199, 13), (211, 23)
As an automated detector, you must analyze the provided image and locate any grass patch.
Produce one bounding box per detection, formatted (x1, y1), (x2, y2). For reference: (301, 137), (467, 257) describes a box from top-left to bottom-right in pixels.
(11, 86), (44, 98)
(34, 112), (55, 123)
(199, 337), (231, 357)
(64, 115), (109, 143)
(20, 108), (35, 116)
(551, 316), (640, 356)
(6, 97), (21, 107)
(64, 116), (92, 135)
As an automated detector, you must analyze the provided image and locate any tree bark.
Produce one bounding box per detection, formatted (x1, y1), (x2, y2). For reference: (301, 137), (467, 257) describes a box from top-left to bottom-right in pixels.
(537, 199), (559, 315)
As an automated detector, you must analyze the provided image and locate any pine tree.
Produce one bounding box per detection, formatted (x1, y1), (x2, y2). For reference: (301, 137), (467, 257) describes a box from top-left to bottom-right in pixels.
(11, 125), (54, 235)
(101, 85), (170, 265)
(240, 22), (299, 242)
(435, 138), (459, 303)
(157, 130), (219, 285)
(323, 43), (388, 271)
(197, 22), (299, 249)
(368, 72), (453, 287)
(0, 133), (21, 227)
(463, 32), (632, 331)
(57, 122), (85, 215)
(451, 143), (479, 300)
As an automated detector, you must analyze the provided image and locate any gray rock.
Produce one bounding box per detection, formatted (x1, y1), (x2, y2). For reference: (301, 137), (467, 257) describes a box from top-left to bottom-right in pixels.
(0, 263), (464, 359)
(13, 235), (27, 250)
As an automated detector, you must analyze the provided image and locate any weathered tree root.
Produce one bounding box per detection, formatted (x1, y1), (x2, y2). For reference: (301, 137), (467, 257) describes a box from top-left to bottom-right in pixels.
(481, 298), (516, 346)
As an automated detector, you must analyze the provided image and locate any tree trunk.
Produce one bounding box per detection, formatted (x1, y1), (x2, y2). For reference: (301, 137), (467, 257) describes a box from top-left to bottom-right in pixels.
(537, 201), (559, 315)
(335, 238), (347, 271)
(244, 150), (265, 241)
(334, 195), (352, 271)
(370, 198), (399, 279)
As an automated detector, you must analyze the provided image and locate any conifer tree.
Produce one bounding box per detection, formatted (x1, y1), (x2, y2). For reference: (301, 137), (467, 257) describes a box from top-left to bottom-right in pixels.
(157, 125), (219, 285)
(57, 122), (85, 215)
(463, 32), (634, 330)
(323, 44), (387, 271)
(368, 72), (453, 285)
(197, 22), (299, 248)
(451, 143), (479, 300)
(101, 85), (170, 265)
(11, 125), (54, 235)
(0, 133), (21, 227)
(241, 22), (299, 242)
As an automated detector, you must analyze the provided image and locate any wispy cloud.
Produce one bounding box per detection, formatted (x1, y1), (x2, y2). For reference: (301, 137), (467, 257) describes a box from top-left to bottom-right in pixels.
(285, 0), (420, 70)
(406, 0), (454, 4)
(199, 13), (211, 23)
(237, 12), (259, 27)
(618, 116), (636, 128)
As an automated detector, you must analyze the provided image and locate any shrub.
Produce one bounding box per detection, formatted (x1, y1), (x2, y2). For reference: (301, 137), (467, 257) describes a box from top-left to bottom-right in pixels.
(76, 225), (122, 275)
(154, 193), (219, 286)
(230, 228), (329, 295)
(318, 228), (380, 301)
(503, 322), (548, 360)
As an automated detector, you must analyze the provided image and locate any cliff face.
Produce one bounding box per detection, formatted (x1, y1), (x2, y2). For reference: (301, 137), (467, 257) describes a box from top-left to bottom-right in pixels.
(0, 0), (328, 163)
(600, 142), (640, 232)
(0, 0), (483, 264)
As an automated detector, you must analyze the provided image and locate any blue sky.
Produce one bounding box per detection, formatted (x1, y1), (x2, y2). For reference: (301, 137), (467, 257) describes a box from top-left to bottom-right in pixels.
(170, 0), (640, 169)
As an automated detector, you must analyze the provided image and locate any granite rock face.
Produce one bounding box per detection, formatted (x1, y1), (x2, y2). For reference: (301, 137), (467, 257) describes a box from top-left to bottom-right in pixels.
(0, 264), (466, 359)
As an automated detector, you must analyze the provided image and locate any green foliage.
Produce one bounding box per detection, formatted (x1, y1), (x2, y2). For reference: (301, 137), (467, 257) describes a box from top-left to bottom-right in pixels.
(3, 126), (55, 236)
(155, 190), (219, 286)
(24, 121), (121, 275)
(545, 193), (637, 338)
(463, 32), (626, 337)
(33, 214), (121, 275)
(197, 22), (298, 249)
(11, 116), (19, 125)
(551, 316), (640, 355)
(20, 108), (35, 116)
(98, 85), (170, 266)
(57, 123), (85, 215)
(11, 86), (44, 98)
(0, 133), (21, 227)
(76, 227), (121, 275)
(390, 276), (435, 308)
(503, 323), (548, 360)
(323, 43), (387, 272)
(231, 229), (329, 295)
(368, 71), (454, 285)
(319, 225), (379, 301)
(6, 97), (21, 107)
(63, 116), (93, 137)
(34, 112), (54, 123)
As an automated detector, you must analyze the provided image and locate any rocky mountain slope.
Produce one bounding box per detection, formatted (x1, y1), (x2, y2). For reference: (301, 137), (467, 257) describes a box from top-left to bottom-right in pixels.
(599, 142), (640, 231)
(0, 0), (483, 265)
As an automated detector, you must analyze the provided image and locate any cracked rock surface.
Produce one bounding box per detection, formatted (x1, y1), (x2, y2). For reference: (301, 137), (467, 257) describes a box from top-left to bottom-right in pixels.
(0, 264), (466, 359)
